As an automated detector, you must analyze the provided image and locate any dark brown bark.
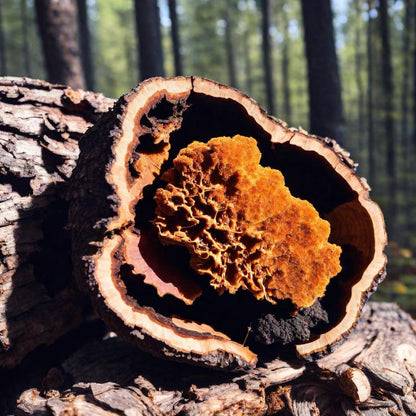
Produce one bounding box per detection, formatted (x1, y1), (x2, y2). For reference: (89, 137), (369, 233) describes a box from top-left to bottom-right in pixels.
(134, 0), (165, 81)
(260, 0), (275, 115)
(0, 0), (6, 76)
(224, 0), (238, 89)
(379, 0), (397, 237)
(301, 0), (344, 144)
(20, 0), (31, 77)
(34, 0), (85, 89)
(77, 0), (94, 91)
(168, 0), (183, 76)
(68, 76), (386, 372)
(0, 77), (114, 368)
(367, 5), (376, 187)
(15, 302), (416, 415)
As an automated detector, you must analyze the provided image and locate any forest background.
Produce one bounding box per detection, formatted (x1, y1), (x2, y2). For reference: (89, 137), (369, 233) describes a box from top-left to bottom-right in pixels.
(1, 0), (415, 313)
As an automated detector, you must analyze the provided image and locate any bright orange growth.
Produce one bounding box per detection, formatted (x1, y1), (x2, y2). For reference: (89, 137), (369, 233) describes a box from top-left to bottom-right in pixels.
(154, 135), (342, 308)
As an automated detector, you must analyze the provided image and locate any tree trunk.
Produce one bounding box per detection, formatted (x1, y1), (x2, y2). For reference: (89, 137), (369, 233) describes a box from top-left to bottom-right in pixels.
(379, 0), (397, 238)
(76, 0), (94, 91)
(0, 0), (6, 76)
(168, 0), (183, 76)
(134, 0), (165, 81)
(243, 26), (253, 96)
(20, 0), (31, 77)
(224, 0), (238, 89)
(354, 0), (364, 151)
(34, 0), (85, 89)
(281, 3), (291, 125)
(301, 0), (344, 144)
(367, 4), (376, 187)
(0, 77), (114, 368)
(260, 0), (275, 115)
(15, 302), (416, 415)
(401, 0), (412, 241)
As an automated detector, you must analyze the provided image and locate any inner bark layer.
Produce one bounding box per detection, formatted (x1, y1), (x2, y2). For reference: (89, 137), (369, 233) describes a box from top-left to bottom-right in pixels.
(154, 135), (341, 308)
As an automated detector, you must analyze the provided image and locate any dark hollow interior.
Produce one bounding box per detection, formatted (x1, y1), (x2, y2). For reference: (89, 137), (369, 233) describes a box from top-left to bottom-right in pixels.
(125, 91), (376, 357)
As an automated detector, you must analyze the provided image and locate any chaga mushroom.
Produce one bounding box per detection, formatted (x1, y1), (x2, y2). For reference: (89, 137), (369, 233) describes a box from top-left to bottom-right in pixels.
(69, 77), (386, 370)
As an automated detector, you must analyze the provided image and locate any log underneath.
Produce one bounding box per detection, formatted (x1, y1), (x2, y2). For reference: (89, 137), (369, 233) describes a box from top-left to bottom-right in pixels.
(15, 302), (416, 415)
(0, 77), (114, 367)
(69, 76), (386, 370)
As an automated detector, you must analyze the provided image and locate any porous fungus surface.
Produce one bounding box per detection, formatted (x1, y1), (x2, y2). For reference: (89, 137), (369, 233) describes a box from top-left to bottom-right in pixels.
(154, 135), (342, 308)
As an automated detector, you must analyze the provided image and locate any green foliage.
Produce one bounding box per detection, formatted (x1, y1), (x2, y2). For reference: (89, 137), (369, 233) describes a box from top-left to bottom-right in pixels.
(373, 242), (416, 315)
(93, 0), (137, 98)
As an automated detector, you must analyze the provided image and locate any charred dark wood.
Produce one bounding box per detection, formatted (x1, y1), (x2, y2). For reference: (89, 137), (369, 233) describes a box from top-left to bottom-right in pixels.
(68, 76), (386, 371)
(0, 77), (114, 367)
(15, 303), (416, 415)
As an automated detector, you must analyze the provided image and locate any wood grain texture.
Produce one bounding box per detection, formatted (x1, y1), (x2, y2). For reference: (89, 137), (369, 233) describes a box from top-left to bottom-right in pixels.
(15, 302), (416, 415)
(0, 77), (114, 367)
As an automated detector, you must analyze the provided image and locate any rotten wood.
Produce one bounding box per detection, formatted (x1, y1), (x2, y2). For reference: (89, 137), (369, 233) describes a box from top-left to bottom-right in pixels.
(0, 77), (114, 367)
(69, 76), (386, 371)
(15, 302), (416, 415)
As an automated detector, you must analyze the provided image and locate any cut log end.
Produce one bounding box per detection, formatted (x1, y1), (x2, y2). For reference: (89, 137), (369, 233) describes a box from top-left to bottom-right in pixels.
(69, 76), (387, 370)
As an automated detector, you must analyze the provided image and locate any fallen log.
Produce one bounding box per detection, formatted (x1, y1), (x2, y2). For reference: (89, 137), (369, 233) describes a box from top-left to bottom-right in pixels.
(68, 76), (386, 370)
(0, 77), (114, 367)
(15, 302), (416, 415)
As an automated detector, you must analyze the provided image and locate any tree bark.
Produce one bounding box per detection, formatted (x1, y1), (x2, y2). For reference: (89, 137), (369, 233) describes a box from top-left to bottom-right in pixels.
(168, 0), (183, 76)
(379, 0), (397, 238)
(34, 0), (85, 89)
(224, 0), (238, 89)
(77, 0), (94, 91)
(15, 302), (416, 415)
(301, 0), (344, 144)
(260, 0), (275, 115)
(0, 77), (114, 368)
(134, 0), (165, 81)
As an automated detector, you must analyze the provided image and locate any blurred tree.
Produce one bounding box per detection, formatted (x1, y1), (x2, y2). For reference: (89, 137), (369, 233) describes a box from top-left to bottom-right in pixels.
(134, 0), (165, 80)
(34, 0), (85, 88)
(168, 0), (183, 76)
(0, 0), (6, 75)
(20, 0), (31, 77)
(367, 1), (375, 187)
(280, 1), (291, 124)
(260, 0), (275, 115)
(224, 0), (238, 88)
(77, 0), (94, 90)
(379, 0), (397, 236)
(413, 0), (416, 149)
(301, 0), (344, 143)
(353, 0), (364, 148)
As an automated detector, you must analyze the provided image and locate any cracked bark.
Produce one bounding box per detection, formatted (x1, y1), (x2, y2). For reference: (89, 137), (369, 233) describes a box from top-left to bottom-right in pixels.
(0, 77), (114, 367)
(15, 303), (416, 416)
